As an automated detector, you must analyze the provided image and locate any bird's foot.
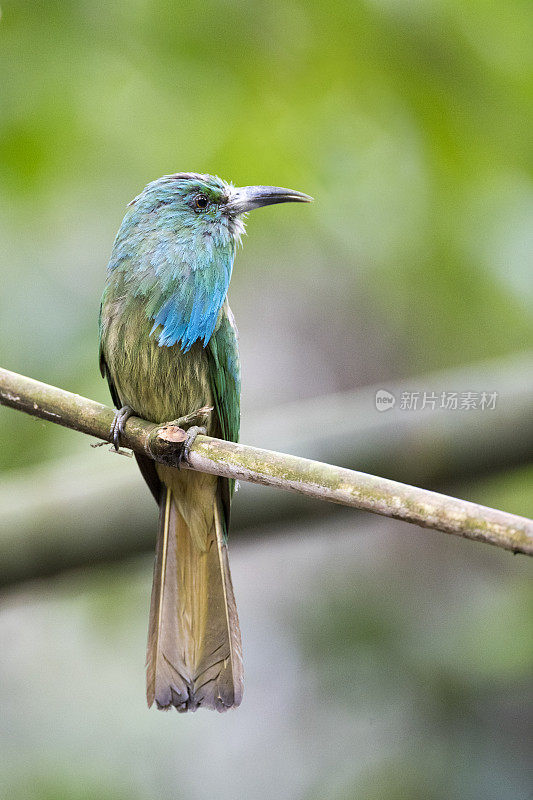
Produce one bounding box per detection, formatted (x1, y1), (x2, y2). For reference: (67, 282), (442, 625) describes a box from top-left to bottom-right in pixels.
(166, 405), (213, 430)
(178, 425), (207, 466)
(158, 407), (212, 467)
(110, 405), (134, 451)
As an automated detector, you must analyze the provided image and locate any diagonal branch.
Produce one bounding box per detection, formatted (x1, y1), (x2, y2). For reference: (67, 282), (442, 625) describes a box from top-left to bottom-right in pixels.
(0, 367), (532, 556)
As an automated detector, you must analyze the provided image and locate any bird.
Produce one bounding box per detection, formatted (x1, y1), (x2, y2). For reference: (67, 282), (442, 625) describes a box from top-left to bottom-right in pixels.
(99, 173), (312, 712)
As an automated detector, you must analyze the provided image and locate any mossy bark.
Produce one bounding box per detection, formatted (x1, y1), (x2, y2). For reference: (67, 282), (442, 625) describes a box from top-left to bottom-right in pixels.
(1, 367), (532, 556)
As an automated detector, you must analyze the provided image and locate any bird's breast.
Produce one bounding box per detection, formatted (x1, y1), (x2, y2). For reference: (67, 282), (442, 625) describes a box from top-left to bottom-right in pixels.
(102, 298), (214, 428)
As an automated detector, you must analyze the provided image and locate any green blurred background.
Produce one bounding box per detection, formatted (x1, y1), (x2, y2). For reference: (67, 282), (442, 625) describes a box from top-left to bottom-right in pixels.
(1, 2), (532, 798)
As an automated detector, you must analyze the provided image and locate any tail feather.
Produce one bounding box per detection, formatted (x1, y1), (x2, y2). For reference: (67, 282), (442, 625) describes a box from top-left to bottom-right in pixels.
(146, 477), (243, 712)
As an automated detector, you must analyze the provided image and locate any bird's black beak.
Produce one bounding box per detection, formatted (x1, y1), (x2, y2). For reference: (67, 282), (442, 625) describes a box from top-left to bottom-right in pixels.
(226, 185), (313, 216)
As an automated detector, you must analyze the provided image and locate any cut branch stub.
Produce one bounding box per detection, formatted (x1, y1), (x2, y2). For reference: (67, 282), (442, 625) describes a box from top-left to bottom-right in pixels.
(157, 426), (188, 444)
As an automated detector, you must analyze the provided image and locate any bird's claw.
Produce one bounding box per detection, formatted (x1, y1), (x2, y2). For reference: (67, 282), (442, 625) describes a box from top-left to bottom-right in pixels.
(110, 405), (134, 451)
(177, 425), (207, 468)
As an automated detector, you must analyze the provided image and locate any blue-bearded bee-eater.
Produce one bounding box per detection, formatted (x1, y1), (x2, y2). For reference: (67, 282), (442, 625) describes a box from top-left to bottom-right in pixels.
(99, 173), (311, 711)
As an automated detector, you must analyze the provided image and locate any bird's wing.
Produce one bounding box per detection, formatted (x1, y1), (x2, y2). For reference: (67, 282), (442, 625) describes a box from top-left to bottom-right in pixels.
(206, 303), (241, 534)
(99, 347), (121, 408)
(99, 346), (162, 504)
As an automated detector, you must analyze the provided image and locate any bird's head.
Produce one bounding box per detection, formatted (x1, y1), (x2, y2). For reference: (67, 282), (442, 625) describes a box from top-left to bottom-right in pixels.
(108, 173), (312, 350)
(126, 172), (312, 248)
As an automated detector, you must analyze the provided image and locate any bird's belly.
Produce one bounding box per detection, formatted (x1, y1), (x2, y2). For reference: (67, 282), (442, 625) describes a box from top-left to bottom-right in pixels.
(105, 306), (214, 428)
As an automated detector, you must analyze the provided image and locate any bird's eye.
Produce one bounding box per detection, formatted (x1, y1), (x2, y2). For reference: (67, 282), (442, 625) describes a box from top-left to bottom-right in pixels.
(194, 194), (209, 211)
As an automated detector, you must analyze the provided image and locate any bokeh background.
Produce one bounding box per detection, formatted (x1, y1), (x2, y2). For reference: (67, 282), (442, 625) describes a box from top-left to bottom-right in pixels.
(1, 2), (532, 798)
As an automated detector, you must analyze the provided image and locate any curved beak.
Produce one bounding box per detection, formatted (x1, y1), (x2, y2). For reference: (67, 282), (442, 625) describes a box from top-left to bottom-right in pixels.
(226, 185), (313, 216)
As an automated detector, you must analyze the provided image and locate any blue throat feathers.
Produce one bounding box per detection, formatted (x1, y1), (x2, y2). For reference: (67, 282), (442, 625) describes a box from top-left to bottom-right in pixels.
(147, 248), (233, 352)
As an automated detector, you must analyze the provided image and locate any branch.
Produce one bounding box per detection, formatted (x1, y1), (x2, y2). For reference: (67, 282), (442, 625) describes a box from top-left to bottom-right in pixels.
(1, 367), (532, 557)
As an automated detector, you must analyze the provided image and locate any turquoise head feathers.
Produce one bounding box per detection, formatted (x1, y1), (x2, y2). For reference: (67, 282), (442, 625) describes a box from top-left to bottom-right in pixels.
(105, 173), (312, 353)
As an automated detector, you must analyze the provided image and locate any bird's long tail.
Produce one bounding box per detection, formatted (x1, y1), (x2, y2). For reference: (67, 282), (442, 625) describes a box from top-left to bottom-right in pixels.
(146, 468), (243, 712)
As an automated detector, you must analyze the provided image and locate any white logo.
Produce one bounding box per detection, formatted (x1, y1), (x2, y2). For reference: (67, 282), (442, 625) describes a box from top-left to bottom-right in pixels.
(375, 389), (396, 411)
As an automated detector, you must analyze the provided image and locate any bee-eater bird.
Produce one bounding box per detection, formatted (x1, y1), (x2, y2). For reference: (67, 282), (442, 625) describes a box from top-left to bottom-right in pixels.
(99, 173), (311, 712)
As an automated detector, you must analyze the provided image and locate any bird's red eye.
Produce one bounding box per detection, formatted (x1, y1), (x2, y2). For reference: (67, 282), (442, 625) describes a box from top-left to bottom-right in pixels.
(195, 194), (209, 211)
